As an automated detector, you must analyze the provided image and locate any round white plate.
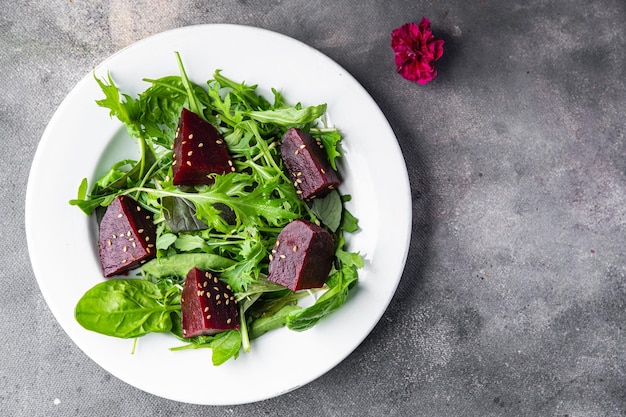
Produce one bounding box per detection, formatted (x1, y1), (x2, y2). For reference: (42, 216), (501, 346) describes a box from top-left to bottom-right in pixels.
(25, 24), (411, 405)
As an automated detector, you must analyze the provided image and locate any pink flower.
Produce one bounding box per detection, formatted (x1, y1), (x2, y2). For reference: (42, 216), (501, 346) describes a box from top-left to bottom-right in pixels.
(391, 18), (445, 84)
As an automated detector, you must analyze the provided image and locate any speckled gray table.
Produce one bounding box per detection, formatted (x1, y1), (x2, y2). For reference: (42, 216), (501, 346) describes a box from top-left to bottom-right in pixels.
(3, 1), (626, 416)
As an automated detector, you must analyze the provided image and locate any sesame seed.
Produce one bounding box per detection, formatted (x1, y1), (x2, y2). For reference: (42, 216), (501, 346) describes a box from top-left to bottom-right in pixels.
(117, 213), (123, 218)
(205, 272), (210, 278)
(186, 161), (192, 166)
(112, 234), (117, 239)
(187, 151), (193, 156)
(132, 242), (136, 248)
(216, 294), (221, 300)
(127, 231), (131, 237)
(297, 172), (302, 176)
(123, 246), (128, 252)
(226, 285), (232, 290)
(121, 259), (127, 263)
(293, 246), (298, 252)
(328, 185), (335, 189)
(227, 160), (233, 166)
(203, 281), (207, 287)
(198, 142), (204, 147)
(321, 168), (326, 174)
(183, 329), (187, 334)
(172, 160), (177, 166)
(216, 139), (223, 144)
(148, 244), (154, 248)
(204, 307), (209, 312)
(206, 314), (211, 320)
(188, 134), (194, 139)
(294, 150), (299, 155)
(296, 190), (303, 195)
(272, 249), (277, 253)
(225, 299), (230, 305)
(217, 300), (222, 305)
(280, 254), (286, 259)
(299, 144), (306, 149)
(107, 240), (112, 246)
(146, 215), (151, 219)
(226, 318), (232, 324)
(138, 229), (144, 234)
(213, 277), (218, 284)
(197, 290), (204, 296)
(269, 254), (274, 261)
(136, 206), (141, 211)
(145, 236), (150, 242)
(223, 292), (229, 299)
(276, 240), (280, 246)
(231, 167), (236, 172)
(182, 141), (187, 145)
(146, 247), (151, 254)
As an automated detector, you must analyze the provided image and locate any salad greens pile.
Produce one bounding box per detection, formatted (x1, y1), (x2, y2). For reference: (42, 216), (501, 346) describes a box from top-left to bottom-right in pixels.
(70, 53), (363, 365)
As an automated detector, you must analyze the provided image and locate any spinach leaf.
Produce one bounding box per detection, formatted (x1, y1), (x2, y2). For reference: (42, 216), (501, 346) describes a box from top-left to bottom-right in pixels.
(162, 196), (208, 233)
(74, 279), (179, 338)
(249, 305), (301, 340)
(286, 263), (358, 332)
(170, 330), (242, 366)
(310, 190), (342, 232)
(141, 253), (235, 278)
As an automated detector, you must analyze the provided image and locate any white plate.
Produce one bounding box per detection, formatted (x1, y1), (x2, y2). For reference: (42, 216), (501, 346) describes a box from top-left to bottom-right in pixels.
(25, 24), (411, 405)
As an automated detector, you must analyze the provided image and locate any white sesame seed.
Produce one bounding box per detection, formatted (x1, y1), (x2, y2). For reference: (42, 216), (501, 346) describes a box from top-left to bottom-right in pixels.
(187, 151), (193, 156)
(188, 134), (194, 139)
(186, 161), (192, 166)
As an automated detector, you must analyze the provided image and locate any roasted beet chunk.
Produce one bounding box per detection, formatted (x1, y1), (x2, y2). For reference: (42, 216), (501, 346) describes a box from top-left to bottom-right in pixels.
(98, 195), (157, 277)
(172, 108), (235, 186)
(181, 268), (239, 338)
(281, 128), (340, 201)
(267, 219), (335, 291)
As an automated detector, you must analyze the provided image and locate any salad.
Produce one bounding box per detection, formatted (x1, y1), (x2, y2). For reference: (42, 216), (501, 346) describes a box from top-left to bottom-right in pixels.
(69, 52), (363, 365)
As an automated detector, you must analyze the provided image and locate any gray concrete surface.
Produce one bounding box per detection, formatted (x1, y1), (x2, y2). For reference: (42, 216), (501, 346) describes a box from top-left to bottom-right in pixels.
(3, 0), (626, 416)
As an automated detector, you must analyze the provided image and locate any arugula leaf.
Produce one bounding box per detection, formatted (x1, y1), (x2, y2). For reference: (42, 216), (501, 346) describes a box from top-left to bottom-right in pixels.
(247, 104), (327, 125)
(75, 279), (179, 338)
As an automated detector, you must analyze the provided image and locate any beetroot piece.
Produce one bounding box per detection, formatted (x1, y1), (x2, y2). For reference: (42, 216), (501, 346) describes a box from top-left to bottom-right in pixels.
(280, 128), (340, 201)
(172, 108), (235, 186)
(181, 268), (239, 338)
(98, 195), (157, 277)
(267, 219), (335, 291)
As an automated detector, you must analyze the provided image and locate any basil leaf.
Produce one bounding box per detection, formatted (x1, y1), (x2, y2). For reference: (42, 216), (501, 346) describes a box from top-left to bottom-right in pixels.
(74, 279), (178, 338)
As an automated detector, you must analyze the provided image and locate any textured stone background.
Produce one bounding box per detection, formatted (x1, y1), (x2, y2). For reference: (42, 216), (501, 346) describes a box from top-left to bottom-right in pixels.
(2, 0), (626, 416)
